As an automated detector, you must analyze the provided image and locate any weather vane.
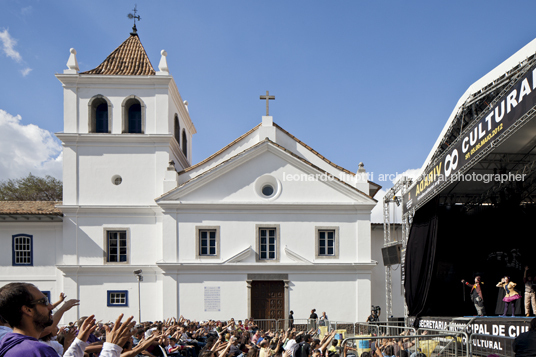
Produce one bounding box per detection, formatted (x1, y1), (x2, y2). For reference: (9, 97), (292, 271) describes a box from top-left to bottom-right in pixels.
(127, 5), (141, 35)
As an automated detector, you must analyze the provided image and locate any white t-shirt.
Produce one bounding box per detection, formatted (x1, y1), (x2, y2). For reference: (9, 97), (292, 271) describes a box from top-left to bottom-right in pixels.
(145, 327), (157, 339)
(40, 339), (64, 357)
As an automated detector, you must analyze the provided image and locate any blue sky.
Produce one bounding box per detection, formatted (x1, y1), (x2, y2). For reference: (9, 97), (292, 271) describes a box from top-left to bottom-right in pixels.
(2, 0), (536, 192)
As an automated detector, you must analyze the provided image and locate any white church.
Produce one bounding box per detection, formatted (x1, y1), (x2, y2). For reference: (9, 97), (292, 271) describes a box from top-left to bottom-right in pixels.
(0, 29), (405, 324)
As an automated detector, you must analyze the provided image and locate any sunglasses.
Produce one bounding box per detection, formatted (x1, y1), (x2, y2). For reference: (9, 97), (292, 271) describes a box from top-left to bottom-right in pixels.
(30, 296), (50, 306)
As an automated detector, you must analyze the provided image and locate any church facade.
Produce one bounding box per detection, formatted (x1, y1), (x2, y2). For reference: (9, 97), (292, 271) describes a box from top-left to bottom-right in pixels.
(0, 31), (392, 324)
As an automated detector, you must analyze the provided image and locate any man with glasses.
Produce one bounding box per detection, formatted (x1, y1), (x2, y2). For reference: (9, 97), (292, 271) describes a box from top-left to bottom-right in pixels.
(0, 282), (58, 356)
(0, 282), (136, 357)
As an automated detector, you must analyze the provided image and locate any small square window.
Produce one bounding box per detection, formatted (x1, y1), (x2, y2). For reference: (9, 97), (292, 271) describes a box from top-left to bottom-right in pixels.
(256, 225), (280, 262)
(105, 230), (128, 263)
(12, 234), (33, 266)
(196, 227), (220, 259)
(316, 227), (339, 259)
(107, 291), (128, 307)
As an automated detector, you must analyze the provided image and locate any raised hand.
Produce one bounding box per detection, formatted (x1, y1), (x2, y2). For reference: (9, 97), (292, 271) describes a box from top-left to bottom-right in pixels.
(77, 315), (98, 342)
(105, 314), (135, 347)
(121, 334), (158, 357)
(61, 299), (80, 311)
(62, 326), (78, 350)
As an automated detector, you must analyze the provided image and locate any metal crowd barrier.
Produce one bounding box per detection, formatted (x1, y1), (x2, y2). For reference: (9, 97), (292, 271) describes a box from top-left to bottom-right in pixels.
(354, 322), (415, 337)
(416, 328), (470, 357)
(251, 319), (278, 331)
(341, 330), (469, 357)
(468, 333), (515, 357)
(276, 318), (311, 331)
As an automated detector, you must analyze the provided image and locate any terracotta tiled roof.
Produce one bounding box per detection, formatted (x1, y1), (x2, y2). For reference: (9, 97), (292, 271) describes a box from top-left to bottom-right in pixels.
(0, 201), (63, 215)
(81, 34), (156, 76)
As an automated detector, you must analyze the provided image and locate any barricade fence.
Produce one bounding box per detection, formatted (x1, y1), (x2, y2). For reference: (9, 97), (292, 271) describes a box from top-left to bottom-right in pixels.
(341, 330), (469, 357)
(251, 319), (278, 331)
(242, 320), (516, 356)
(416, 328), (470, 357)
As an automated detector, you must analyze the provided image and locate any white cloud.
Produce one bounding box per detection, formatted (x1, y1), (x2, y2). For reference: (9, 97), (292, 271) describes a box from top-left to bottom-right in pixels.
(0, 109), (62, 181)
(370, 168), (421, 223)
(0, 29), (22, 62)
(20, 67), (32, 77)
(0, 29), (32, 76)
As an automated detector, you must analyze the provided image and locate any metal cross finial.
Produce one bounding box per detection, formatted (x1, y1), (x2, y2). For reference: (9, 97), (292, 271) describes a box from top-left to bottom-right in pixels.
(127, 4), (142, 35)
(260, 91), (275, 116)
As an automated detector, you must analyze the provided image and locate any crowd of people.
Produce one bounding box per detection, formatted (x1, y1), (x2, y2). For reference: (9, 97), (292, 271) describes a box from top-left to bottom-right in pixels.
(0, 282), (535, 357)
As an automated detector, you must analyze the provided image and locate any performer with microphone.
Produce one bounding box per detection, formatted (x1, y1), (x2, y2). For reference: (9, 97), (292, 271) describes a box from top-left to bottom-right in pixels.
(497, 276), (520, 317)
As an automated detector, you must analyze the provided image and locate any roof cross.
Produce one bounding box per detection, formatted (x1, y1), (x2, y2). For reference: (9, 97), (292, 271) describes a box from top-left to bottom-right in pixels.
(127, 5), (142, 35)
(260, 91), (275, 116)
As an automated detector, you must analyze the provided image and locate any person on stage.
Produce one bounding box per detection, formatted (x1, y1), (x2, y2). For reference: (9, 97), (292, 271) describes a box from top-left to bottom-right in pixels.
(524, 266), (535, 317)
(461, 276), (485, 316)
(497, 276), (521, 317)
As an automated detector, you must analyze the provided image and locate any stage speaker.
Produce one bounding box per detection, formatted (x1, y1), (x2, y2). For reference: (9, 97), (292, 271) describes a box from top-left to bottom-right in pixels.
(381, 244), (401, 266)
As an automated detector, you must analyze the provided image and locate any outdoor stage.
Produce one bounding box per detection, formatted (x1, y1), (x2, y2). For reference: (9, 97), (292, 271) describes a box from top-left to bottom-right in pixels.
(386, 36), (536, 357)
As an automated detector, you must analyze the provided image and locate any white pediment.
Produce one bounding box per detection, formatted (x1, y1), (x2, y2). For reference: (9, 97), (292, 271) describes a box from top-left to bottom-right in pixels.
(157, 141), (376, 207)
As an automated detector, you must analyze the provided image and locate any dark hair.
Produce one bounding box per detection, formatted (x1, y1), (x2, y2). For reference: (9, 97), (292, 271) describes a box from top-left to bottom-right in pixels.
(384, 346), (394, 356)
(0, 282), (35, 328)
(360, 353), (371, 357)
(295, 335), (303, 344)
(530, 318), (536, 331)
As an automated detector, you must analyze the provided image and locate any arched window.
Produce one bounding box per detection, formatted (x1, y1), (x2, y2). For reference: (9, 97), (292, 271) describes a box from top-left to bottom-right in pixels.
(174, 115), (180, 145)
(88, 95), (111, 133)
(96, 103), (108, 133)
(182, 129), (188, 157)
(122, 96), (145, 134)
(128, 103), (142, 133)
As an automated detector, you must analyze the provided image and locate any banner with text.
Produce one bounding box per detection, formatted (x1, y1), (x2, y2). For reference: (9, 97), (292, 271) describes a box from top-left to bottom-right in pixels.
(403, 65), (536, 214)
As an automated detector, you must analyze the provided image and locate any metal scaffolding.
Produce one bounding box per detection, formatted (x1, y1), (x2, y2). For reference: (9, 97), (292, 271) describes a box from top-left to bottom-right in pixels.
(382, 177), (412, 318)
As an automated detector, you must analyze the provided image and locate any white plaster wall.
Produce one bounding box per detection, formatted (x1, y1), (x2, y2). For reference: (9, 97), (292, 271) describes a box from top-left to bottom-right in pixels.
(174, 271), (370, 322)
(370, 226), (405, 320)
(179, 130), (260, 183)
(0, 222), (62, 276)
(289, 273), (360, 321)
(0, 222), (63, 319)
(76, 144), (170, 206)
(177, 211), (361, 264)
(67, 211), (160, 266)
(67, 271), (162, 323)
(178, 272), (248, 320)
(180, 151), (362, 204)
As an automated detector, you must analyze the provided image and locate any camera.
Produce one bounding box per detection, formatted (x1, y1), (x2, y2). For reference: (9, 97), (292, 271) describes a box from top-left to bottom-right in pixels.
(371, 305), (381, 314)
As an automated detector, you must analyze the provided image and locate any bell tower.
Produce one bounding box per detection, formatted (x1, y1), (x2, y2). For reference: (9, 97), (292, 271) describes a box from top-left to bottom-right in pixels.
(55, 31), (196, 206)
